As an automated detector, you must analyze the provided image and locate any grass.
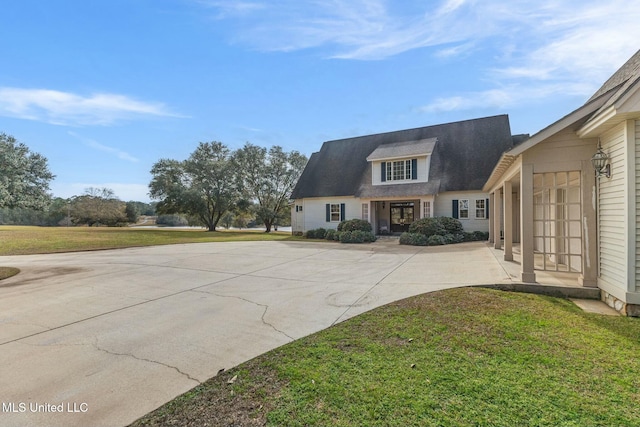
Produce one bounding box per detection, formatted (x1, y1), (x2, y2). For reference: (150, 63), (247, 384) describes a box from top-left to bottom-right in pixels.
(0, 225), (302, 256)
(130, 287), (640, 427)
(0, 266), (19, 280)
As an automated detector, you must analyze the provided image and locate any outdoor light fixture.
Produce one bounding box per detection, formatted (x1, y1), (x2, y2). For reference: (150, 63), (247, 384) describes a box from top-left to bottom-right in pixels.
(591, 140), (611, 179)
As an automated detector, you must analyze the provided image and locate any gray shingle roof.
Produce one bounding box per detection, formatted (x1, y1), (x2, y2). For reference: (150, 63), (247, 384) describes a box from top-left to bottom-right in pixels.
(588, 49), (640, 103)
(292, 115), (514, 199)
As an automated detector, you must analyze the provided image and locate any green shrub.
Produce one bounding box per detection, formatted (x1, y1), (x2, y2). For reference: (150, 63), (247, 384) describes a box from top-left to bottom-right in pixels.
(462, 232), (474, 242)
(438, 217), (464, 234)
(472, 231), (489, 241)
(305, 228), (327, 239)
(337, 219), (372, 232)
(399, 232), (429, 246)
(442, 234), (455, 244)
(427, 235), (446, 246)
(408, 217), (446, 237)
(339, 230), (376, 243)
(325, 229), (337, 241)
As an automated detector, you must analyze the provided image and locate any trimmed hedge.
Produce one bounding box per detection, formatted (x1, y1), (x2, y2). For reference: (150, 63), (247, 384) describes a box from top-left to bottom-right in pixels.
(401, 217), (489, 246)
(339, 230), (376, 243)
(305, 226), (376, 244)
(305, 228), (327, 239)
(325, 229), (339, 241)
(337, 219), (372, 232)
(408, 217), (445, 237)
(399, 232), (429, 246)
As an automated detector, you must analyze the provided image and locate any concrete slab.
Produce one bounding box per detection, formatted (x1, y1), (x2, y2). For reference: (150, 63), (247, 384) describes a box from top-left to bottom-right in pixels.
(0, 240), (599, 427)
(570, 298), (621, 315)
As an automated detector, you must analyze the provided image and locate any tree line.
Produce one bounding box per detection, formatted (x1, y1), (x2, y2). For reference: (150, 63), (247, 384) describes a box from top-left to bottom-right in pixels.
(1, 133), (307, 231)
(150, 141), (307, 232)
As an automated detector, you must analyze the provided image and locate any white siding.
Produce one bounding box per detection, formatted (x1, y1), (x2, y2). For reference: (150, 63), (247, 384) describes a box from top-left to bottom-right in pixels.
(295, 197), (362, 232)
(636, 120), (640, 292)
(434, 191), (491, 232)
(599, 124), (627, 290)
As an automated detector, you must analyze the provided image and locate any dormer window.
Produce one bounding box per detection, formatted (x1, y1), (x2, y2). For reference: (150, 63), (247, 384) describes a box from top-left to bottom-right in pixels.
(382, 159), (417, 182)
(367, 137), (436, 186)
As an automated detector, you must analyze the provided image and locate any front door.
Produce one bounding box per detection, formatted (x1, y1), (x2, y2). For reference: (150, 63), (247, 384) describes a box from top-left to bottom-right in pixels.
(390, 202), (414, 233)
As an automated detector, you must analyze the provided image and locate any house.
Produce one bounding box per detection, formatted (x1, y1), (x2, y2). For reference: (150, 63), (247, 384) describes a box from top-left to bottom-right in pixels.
(484, 48), (640, 316)
(291, 115), (521, 235)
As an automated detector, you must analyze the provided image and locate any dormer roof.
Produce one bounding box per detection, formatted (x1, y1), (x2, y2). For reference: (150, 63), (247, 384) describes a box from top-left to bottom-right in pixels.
(366, 138), (437, 162)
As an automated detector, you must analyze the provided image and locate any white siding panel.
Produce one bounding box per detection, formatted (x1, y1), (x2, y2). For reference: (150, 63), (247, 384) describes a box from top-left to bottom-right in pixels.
(599, 124), (627, 290)
(298, 197), (362, 232)
(636, 120), (640, 292)
(434, 191), (490, 232)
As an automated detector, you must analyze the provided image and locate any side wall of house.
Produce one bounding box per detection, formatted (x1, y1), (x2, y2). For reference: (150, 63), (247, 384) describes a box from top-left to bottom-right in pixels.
(598, 122), (628, 296)
(635, 119), (640, 293)
(434, 191), (491, 232)
(292, 197), (362, 232)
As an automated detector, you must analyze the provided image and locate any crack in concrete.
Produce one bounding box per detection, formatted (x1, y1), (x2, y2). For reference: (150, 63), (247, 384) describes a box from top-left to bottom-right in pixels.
(195, 290), (295, 341)
(92, 338), (201, 385)
(331, 249), (423, 326)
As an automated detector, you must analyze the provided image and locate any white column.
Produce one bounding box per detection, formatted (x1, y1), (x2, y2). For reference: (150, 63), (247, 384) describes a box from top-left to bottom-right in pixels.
(579, 161), (597, 287)
(521, 164), (536, 283)
(493, 188), (502, 249)
(504, 181), (513, 261)
(488, 193), (495, 244)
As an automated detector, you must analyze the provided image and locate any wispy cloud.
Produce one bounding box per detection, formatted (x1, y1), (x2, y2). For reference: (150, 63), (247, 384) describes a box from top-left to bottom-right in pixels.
(202, 0), (640, 112)
(0, 87), (184, 126)
(67, 131), (139, 163)
(196, 0), (266, 18)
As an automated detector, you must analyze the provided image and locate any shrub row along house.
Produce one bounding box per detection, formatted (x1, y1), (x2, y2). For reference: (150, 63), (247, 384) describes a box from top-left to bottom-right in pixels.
(291, 49), (640, 317)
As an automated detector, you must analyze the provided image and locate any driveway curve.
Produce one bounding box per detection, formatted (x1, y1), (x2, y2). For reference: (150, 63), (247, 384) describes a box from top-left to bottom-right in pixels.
(0, 240), (509, 427)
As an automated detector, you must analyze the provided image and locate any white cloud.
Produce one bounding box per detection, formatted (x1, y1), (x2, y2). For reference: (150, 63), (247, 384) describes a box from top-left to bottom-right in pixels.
(203, 0), (640, 111)
(0, 87), (183, 126)
(67, 131), (139, 163)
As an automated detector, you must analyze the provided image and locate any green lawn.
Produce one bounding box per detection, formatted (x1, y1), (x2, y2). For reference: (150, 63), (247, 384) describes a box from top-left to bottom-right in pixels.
(131, 287), (640, 427)
(0, 225), (302, 256)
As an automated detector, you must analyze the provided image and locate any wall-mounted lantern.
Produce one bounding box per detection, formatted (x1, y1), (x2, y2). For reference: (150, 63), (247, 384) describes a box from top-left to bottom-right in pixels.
(591, 141), (611, 179)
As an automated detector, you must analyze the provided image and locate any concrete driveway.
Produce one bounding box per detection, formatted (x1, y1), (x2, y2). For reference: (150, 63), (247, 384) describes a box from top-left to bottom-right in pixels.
(0, 240), (509, 427)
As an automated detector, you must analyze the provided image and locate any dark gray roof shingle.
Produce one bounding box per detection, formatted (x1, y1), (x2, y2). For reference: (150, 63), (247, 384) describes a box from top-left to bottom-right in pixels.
(292, 115), (514, 199)
(588, 49), (640, 103)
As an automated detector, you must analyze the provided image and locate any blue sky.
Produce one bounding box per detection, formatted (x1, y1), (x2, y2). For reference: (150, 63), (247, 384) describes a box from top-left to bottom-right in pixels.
(1, 0), (639, 202)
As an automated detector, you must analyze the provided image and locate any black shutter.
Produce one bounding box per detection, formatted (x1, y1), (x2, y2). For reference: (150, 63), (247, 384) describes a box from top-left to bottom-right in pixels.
(326, 204), (330, 222)
(485, 199), (490, 219)
(452, 200), (459, 219)
(411, 158), (418, 180)
(340, 203), (345, 221)
(381, 162), (386, 182)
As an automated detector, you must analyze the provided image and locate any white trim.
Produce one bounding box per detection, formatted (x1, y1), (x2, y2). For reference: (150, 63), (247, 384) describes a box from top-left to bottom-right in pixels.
(626, 120), (636, 292)
(475, 199), (487, 219)
(459, 199), (469, 219)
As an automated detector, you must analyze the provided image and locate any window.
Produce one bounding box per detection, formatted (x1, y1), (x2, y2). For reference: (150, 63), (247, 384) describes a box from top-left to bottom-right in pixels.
(475, 199), (485, 219)
(459, 199), (469, 219)
(383, 159), (415, 182)
(295, 205), (303, 212)
(422, 201), (431, 218)
(330, 204), (341, 222)
(362, 203), (369, 221)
